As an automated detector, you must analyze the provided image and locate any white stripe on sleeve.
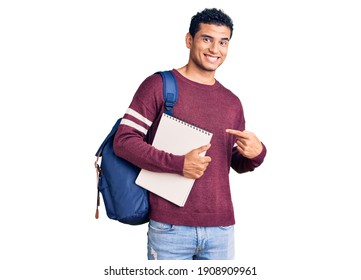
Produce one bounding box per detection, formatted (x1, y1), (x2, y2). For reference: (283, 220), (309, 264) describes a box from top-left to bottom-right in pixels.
(120, 119), (148, 135)
(126, 108), (152, 126)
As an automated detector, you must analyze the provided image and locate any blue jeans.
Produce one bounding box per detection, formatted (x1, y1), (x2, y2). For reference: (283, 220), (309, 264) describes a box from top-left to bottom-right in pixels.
(147, 219), (235, 260)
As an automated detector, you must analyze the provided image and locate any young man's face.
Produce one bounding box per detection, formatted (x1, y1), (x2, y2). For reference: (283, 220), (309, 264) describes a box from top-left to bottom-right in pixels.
(186, 23), (231, 73)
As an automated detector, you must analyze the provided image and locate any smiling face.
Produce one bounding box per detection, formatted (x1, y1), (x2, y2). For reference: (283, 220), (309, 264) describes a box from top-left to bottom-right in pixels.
(186, 23), (231, 74)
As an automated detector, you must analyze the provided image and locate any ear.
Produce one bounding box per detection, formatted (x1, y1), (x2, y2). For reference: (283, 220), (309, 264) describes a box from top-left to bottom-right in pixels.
(185, 32), (193, 49)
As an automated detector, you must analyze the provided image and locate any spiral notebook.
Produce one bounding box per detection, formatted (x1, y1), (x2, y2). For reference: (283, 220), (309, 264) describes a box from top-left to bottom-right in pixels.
(135, 113), (213, 207)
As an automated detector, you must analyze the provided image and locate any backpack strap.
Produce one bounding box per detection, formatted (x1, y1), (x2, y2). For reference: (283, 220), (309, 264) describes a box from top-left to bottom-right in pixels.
(157, 71), (178, 116)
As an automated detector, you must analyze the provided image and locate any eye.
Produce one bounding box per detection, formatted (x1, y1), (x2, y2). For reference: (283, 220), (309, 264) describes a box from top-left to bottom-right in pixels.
(202, 37), (212, 43)
(220, 40), (228, 47)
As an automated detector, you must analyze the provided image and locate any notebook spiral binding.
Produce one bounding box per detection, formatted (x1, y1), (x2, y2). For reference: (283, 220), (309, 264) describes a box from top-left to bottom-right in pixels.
(163, 113), (212, 136)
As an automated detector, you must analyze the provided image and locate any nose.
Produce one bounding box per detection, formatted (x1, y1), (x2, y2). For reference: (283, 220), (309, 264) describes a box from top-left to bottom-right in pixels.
(209, 41), (219, 54)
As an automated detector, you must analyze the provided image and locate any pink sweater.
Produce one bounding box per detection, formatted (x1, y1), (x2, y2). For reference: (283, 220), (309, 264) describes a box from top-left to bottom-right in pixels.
(114, 69), (266, 226)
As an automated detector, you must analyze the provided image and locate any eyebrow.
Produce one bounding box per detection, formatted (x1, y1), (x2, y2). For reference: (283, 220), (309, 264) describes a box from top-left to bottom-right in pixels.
(200, 34), (230, 41)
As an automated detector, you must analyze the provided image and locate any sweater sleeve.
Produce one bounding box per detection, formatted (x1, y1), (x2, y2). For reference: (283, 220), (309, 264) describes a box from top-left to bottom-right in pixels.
(113, 74), (185, 175)
(229, 96), (267, 173)
(231, 142), (267, 173)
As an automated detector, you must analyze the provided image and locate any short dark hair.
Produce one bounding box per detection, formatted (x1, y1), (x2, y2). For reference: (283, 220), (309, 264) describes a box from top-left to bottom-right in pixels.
(189, 8), (233, 39)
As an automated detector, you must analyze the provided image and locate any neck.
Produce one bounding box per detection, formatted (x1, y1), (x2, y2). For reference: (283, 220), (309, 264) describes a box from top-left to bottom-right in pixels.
(177, 64), (216, 85)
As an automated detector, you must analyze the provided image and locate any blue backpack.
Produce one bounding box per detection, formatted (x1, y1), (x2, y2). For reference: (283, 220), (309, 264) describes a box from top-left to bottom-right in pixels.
(94, 71), (178, 225)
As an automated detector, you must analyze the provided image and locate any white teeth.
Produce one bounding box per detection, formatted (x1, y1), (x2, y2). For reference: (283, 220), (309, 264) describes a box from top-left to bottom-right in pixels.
(207, 55), (218, 62)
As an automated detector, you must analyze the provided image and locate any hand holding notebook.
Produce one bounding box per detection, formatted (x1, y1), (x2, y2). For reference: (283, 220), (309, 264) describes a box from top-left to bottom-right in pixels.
(183, 144), (212, 179)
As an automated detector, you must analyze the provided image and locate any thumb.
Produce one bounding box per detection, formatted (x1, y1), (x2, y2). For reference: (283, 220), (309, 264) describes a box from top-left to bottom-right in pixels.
(195, 144), (211, 155)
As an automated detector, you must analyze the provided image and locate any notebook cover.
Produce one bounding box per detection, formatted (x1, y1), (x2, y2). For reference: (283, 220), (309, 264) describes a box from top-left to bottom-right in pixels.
(135, 113), (213, 207)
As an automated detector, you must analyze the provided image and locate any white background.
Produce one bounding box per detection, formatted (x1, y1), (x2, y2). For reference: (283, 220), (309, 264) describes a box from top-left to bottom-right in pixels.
(1, 0), (360, 279)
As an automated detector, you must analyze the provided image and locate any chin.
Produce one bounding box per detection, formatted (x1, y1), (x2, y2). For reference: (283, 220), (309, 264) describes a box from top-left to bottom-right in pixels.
(204, 65), (221, 72)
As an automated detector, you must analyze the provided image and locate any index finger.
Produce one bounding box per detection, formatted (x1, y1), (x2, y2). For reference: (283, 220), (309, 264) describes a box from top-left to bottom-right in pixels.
(226, 129), (247, 138)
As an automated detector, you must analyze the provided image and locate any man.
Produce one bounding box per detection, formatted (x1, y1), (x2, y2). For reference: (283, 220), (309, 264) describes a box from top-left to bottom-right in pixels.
(114, 8), (266, 260)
